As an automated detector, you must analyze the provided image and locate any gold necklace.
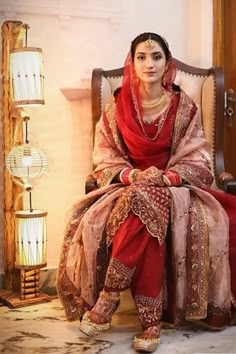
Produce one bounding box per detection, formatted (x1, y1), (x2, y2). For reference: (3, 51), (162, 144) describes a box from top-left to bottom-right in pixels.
(142, 93), (165, 110)
(137, 100), (171, 141)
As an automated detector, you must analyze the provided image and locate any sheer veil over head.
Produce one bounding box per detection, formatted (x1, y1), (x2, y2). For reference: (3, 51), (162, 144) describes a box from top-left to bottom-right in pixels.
(116, 32), (177, 136)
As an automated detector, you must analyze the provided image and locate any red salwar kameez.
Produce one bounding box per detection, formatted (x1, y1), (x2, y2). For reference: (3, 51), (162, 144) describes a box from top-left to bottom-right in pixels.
(57, 51), (236, 331)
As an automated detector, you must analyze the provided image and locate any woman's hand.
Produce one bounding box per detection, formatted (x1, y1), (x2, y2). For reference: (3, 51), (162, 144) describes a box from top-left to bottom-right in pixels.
(120, 166), (165, 187)
(134, 166), (165, 186)
(119, 167), (182, 187)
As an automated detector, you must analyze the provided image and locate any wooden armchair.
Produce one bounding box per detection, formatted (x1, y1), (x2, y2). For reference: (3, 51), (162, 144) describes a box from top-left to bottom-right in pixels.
(90, 58), (236, 195)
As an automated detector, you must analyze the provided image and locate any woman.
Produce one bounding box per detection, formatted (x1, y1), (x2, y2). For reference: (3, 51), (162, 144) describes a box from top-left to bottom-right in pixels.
(57, 32), (236, 353)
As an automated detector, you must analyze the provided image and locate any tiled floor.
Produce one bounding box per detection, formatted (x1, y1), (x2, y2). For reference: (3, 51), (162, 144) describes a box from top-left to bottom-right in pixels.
(0, 292), (236, 354)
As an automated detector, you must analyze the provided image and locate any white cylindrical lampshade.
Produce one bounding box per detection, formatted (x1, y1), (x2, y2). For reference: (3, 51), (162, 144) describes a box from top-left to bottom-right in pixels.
(6, 143), (48, 178)
(10, 47), (45, 106)
(15, 210), (47, 269)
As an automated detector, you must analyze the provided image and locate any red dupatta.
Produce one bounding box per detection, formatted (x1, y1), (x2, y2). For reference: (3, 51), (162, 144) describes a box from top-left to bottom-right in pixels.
(115, 46), (177, 171)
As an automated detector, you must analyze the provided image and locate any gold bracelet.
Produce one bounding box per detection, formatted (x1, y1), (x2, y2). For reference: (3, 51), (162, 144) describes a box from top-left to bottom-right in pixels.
(128, 169), (140, 183)
(162, 174), (171, 186)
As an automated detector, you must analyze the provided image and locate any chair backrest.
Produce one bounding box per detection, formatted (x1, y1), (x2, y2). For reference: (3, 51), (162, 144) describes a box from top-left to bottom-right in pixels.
(91, 58), (225, 190)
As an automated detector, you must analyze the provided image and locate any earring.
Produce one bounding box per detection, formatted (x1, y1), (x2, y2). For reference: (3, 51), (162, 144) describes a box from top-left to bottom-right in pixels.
(162, 74), (166, 87)
(162, 64), (169, 86)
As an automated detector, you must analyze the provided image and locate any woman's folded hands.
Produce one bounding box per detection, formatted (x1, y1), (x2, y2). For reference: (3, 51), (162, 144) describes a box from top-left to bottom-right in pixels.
(119, 166), (182, 187)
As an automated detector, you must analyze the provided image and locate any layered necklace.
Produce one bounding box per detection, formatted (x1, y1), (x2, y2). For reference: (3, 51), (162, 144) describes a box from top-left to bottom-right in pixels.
(136, 92), (171, 141)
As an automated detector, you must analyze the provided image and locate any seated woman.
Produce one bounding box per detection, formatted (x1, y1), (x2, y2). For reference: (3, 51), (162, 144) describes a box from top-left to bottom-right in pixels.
(57, 32), (236, 353)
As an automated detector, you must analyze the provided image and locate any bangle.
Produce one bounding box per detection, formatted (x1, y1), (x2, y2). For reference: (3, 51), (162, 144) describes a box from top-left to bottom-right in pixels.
(128, 169), (140, 183)
(163, 170), (182, 186)
(163, 174), (171, 186)
(120, 168), (132, 185)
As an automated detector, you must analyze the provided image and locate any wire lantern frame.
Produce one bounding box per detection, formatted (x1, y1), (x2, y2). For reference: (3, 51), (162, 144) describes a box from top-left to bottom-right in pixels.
(6, 143), (48, 179)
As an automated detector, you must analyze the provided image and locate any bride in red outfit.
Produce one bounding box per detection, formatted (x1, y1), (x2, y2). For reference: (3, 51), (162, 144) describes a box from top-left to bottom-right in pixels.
(57, 32), (236, 353)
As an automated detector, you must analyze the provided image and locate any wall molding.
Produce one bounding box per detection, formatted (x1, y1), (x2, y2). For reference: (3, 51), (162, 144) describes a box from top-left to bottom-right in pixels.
(60, 88), (91, 101)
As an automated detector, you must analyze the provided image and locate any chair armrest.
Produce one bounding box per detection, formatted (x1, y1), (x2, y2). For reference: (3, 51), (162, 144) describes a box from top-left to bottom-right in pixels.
(85, 177), (97, 194)
(218, 172), (236, 195)
(223, 179), (236, 195)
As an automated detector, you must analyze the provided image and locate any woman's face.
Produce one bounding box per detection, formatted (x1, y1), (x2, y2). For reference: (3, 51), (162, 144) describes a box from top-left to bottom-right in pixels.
(133, 40), (167, 85)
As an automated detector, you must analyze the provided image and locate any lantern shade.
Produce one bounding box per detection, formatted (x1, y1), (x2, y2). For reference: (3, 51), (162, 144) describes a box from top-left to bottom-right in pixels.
(15, 210), (47, 269)
(10, 47), (45, 106)
(6, 143), (48, 178)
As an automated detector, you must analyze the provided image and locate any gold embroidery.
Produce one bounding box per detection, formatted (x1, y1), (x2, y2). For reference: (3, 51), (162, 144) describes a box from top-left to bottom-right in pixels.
(171, 92), (197, 155)
(57, 198), (99, 321)
(106, 184), (171, 246)
(104, 257), (136, 290)
(185, 193), (209, 320)
(169, 164), (213, 188)
(104, 96), (129, 158)
(97, 165), (124, 187)
(95, 95), (133, 188)
(135, 293), (163, 328)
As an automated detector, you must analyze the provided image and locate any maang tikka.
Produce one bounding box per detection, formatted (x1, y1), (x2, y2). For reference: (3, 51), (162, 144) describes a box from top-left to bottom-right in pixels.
(145, 37), (154, 49)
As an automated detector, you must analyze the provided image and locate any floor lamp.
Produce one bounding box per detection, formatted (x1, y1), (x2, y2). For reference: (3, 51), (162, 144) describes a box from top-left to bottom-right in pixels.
(0, 20), (50, 308)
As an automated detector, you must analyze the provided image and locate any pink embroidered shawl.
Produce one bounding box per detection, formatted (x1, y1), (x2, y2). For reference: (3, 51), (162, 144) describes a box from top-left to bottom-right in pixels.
(56, 91), (231, 324)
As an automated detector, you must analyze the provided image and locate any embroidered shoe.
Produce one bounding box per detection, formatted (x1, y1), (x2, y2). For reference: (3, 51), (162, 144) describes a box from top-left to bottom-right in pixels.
(79, 311), (111, 336)
(79, 291), (120, 337)
(133, 325), (161, 353)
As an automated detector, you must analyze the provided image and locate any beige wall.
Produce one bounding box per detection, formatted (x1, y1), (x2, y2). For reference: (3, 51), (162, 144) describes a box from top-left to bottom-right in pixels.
(0, 0), (213, 272)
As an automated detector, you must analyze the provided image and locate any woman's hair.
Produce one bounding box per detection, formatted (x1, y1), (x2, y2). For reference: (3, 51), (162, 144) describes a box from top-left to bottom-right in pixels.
(130, 32), (170, 62)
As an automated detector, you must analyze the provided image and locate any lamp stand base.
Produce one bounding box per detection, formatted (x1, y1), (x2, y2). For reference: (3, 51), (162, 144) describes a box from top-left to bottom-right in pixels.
(0, 289), (51, 308)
